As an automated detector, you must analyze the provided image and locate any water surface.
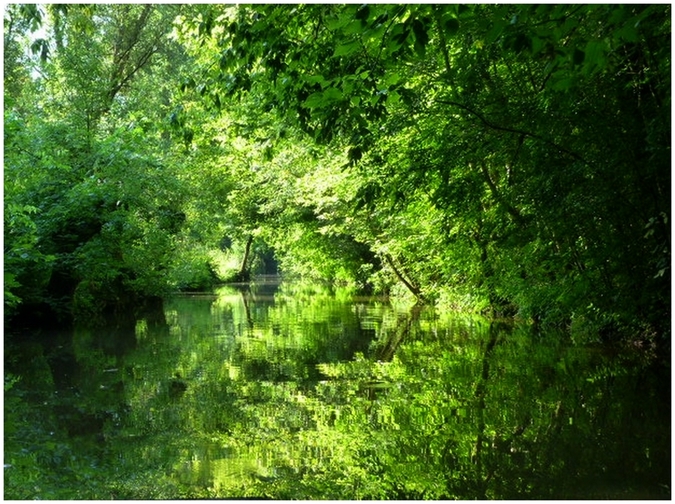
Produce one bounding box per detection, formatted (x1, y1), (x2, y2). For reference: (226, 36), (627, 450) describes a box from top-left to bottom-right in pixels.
(4, 278), (670, 499)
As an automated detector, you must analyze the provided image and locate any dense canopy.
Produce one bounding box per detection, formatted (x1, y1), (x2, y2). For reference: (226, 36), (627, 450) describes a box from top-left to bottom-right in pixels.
(5, 4), (670, 341)
(3, 4), (671, 500)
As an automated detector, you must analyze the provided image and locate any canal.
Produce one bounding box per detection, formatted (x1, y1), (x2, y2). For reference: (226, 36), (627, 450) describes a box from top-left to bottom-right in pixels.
(4, 278), (670, 499)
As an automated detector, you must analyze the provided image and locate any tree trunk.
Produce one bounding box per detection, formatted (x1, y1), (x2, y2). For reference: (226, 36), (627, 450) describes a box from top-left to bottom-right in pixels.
(237, 235), (254, 282)
(384, 253), (423, 301)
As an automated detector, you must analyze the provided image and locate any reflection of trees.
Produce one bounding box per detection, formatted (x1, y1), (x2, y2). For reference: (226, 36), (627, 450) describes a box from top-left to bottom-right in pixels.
(6, 285), (669, 499)
(5, 296), (178, 499)
(437, 322), (670, 499)
(471, 320), (503, 498)
(225, 307), (666, 499)
(239, 285), (255, 333)
(305, 315), (669, 500)
(372, 303), (422, 363)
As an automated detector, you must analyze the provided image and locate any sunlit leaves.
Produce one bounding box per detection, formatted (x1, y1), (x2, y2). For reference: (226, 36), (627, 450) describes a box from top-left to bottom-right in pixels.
(3, 3), (196, 324)
(302, 87), (343, 109)
(5, 2), (669, 341)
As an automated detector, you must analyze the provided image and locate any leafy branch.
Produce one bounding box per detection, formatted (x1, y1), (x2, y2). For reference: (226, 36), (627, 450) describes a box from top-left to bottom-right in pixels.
(435, 98), (591, 166)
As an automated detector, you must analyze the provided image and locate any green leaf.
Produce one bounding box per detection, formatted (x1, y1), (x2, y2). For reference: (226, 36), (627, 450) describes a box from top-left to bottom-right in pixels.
(584, 39), (607, 73)
(384, 72), (401, 87)
(326, 15), (350, 31)
(414, 40), (425, 58)
(531, 36), (545, 55)
(305, 74), (328, 87)
(30, 38), (45, 55)
(551, 72), (574, 91)
(389, 22), (407, 41)
(333, 40), (361, 58)
(303, 88), (344, 109)
(455, 4), (472, 18)
(386, 91), (401, 106)
(342, 77), (355, 95)
(617, 24), (639, 43)
(344, 19), (365, 35)
(485, 20), (505, 45)
(561, 16), (579, 35)
(323, 87), (343, 102)
(412, 19), (429, 46)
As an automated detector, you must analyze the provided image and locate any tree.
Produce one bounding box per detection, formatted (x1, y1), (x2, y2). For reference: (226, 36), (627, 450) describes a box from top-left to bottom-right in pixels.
(4, 4), (192, 326)
(5, 4), (669, 342)
(178, 4), (670, 339)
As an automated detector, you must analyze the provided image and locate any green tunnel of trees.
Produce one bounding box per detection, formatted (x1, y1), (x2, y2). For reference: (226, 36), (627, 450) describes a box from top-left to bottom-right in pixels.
(4, 4), (670, 344)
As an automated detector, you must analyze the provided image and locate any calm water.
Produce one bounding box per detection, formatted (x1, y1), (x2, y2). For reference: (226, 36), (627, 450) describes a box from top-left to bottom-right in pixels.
(4, 278), (671, 499)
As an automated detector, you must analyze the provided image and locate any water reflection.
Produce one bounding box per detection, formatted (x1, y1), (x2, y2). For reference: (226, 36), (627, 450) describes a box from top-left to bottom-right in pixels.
(4, 279), (670, 499)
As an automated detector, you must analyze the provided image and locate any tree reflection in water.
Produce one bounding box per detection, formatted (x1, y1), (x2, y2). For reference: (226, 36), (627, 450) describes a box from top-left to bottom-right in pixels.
(4, 280), (670, 499)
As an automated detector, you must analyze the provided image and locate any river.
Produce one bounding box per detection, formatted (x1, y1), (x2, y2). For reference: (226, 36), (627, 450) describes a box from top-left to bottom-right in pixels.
(4, 277), (670, 499)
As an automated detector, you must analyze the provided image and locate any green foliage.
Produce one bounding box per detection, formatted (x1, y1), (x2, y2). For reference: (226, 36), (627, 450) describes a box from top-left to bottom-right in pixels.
(5, 286), (668, 499)
(3, 202), (53, 313)
(164, 3), (669, 337)
(199, 3), (668, 336)
(4, 4), (195, 326)
(4, 2), (669, 339)
(168, 243), (219, 291)
(3, 5), (670, 497)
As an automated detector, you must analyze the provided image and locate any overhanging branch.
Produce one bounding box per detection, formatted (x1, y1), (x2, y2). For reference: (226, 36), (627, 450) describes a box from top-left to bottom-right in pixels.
(436, 98), (591, 166)
(384, 253), (424, 301)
